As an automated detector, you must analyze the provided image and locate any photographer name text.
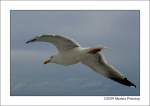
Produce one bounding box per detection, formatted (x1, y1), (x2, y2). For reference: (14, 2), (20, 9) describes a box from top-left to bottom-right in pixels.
(104, 96), (140, 100)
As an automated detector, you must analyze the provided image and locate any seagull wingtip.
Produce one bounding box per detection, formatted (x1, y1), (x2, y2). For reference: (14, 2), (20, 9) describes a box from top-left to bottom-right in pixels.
(130, 84), (136, 88)
(25, 41), (30, 44)
(25, 38), (37, 44)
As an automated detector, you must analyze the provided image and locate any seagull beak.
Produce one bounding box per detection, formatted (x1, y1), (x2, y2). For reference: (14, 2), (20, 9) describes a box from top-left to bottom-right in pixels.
(43, 59), (51, 64)
(26, 38), (36, 44)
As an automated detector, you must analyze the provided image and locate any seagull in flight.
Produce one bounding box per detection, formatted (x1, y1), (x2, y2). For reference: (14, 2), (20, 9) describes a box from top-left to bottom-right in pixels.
(26, 34), (136, 88)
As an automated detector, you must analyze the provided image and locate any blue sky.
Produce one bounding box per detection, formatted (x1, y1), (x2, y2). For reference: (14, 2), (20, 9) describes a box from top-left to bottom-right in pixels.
(11, 10), (140, 96)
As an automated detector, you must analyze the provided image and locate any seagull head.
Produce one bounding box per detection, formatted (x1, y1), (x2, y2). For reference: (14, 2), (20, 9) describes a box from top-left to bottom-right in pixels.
(43, 56), (55, 64)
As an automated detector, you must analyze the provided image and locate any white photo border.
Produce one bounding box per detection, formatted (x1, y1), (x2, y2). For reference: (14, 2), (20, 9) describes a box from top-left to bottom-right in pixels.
(1, 1), (149, 105)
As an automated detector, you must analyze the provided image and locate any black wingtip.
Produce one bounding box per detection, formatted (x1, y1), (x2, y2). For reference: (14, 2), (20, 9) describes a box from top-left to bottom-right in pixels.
(25, 39), (36, 44)
(133, 84), (136, 88)
(124, 78), (136, 88)
(110, 77), (136, 88)
(25, 41), (30, 44)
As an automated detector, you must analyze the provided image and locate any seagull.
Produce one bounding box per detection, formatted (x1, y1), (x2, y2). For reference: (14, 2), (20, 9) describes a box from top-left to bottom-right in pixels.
(26, 34), (136, 88)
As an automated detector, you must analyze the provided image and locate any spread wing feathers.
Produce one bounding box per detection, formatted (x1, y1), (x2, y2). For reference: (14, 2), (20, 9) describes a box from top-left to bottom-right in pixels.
(82, 53), (136, 87)
(26, 34), (80, 52)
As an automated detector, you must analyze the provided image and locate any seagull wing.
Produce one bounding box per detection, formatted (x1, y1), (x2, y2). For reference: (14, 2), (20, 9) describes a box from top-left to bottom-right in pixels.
(26, 34), (80, 52)
(82, 53), (136, 87)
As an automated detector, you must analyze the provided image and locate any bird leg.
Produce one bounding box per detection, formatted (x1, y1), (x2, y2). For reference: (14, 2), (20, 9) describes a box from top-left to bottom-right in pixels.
(88, 48), (101, 54)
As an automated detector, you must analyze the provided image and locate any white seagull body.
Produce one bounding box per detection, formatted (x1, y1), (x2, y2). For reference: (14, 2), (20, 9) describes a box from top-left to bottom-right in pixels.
(26, 34), (136, 88)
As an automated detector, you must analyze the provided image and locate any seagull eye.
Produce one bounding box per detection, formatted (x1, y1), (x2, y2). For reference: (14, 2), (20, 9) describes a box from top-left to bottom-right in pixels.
(51, 56), (54, 59)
